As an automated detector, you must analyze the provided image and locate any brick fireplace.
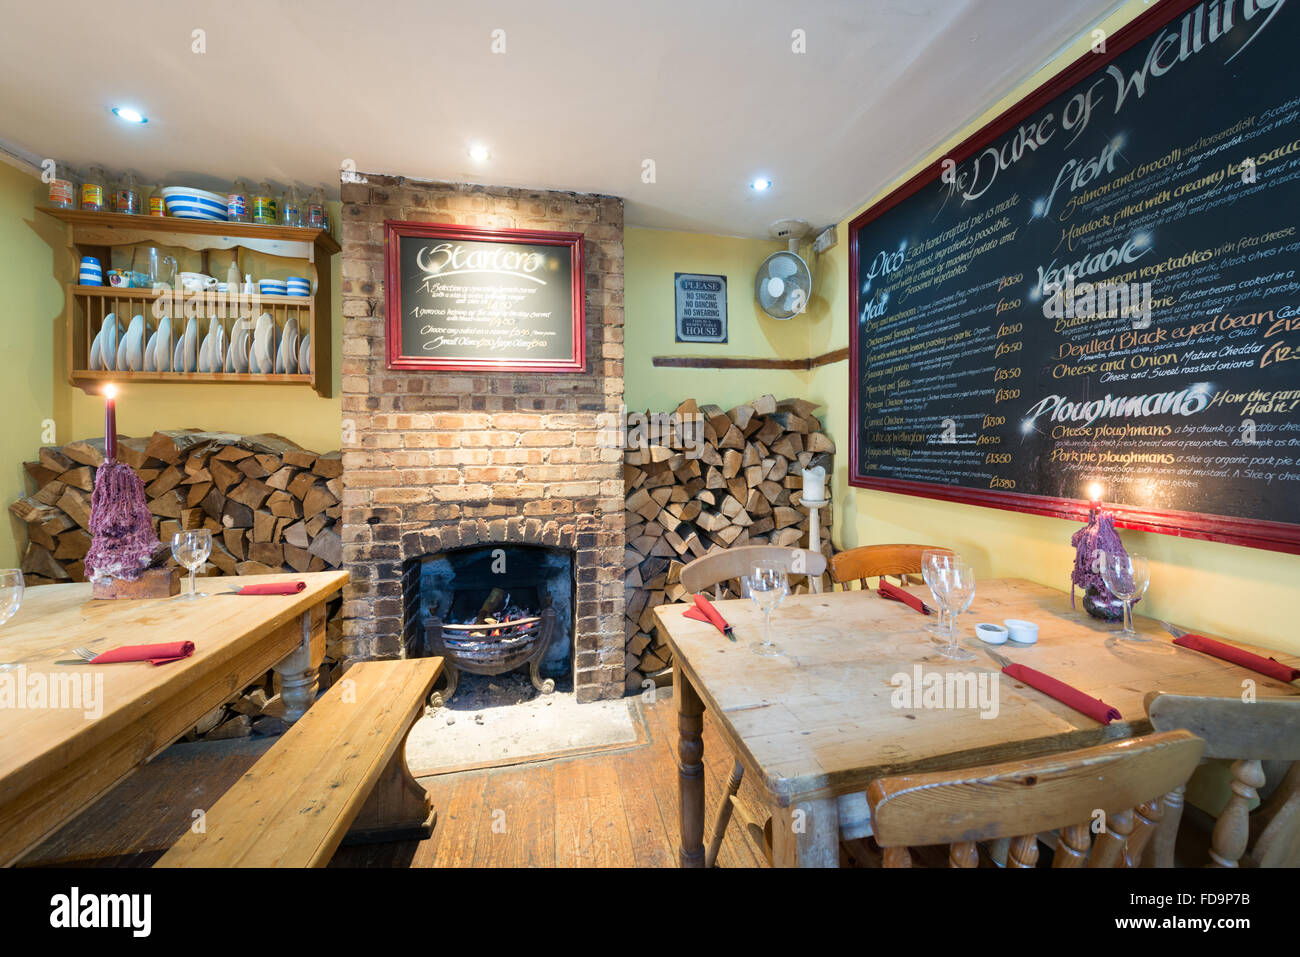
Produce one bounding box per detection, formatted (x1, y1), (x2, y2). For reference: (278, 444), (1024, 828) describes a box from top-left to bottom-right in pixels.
(338, 176), (626, 702)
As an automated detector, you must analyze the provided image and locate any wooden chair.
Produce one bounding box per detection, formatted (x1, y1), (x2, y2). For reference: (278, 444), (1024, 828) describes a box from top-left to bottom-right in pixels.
(679, 544), (827, 598)
(830, 544), (952, 590)
(866, 731), (1204, 867)
(677, 545), (825, 867)
(1144, 692), (1300, 868)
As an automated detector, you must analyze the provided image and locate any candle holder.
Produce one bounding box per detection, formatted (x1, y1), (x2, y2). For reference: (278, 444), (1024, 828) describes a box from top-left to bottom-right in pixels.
(1070, 494), (1133, 621)
(85, 385), (178, 599)
(801, 464), (829, 593)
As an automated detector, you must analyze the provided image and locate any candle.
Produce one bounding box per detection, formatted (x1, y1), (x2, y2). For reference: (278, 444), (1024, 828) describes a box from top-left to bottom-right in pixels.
(1087, 481), (1102, 520)
(802, 465), (826, 504)
(104, 384), (117, 461)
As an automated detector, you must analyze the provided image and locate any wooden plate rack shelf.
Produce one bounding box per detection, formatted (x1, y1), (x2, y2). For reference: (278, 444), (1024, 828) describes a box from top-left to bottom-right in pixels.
(41, 208), (340, 397)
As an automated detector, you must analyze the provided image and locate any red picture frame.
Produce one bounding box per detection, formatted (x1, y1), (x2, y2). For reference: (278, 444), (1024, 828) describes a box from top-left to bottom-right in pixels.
(847, 0), (1300, 555)
(385, 221), (586, 374)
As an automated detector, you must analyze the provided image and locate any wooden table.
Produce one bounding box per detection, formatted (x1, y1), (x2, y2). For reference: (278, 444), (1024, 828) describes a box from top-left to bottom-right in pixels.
(0, 571), (347, 866)
(655, 578), (1300, 867)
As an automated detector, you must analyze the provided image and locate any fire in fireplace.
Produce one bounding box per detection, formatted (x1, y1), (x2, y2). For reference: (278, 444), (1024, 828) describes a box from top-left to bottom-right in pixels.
(405, 544), (574, 700)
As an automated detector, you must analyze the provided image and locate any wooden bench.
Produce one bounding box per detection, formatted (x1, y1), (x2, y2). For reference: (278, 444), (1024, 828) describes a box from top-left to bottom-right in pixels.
(156, 657), (442, 868)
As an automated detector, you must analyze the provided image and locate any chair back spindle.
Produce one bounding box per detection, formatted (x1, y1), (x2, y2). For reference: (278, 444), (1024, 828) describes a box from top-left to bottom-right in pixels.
(866, 731), (1204, 868)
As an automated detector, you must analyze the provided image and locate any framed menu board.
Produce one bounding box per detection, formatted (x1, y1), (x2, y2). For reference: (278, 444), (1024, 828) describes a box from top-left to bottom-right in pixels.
(849, 0), (1300, 554)
(385, 222), (586, 373)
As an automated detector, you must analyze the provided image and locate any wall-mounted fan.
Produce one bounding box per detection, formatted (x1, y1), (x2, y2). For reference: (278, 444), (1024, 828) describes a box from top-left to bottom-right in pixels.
(755, 219), (814, 320)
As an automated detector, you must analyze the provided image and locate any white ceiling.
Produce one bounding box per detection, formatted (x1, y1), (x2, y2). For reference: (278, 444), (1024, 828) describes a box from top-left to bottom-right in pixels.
(0, 0), (1123, 238)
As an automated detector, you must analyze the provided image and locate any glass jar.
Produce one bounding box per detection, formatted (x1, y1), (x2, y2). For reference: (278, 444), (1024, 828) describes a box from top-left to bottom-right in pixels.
(280, 186), (301, 227)
(306, 187), (326, 229)
(47, 163), (77, 209)
(227, 178), (250, 223)
(252, 181), (276, 225)
(148, 182), (167, 216)
(81, 166), (107, 212)
(114, 173), (141, 215)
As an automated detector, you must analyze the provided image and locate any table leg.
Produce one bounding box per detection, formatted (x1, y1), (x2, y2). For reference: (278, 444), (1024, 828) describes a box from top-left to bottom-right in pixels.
(771, 797), (841, 867)
(675, 671), (706, 868)
(273, 606), (325, 723)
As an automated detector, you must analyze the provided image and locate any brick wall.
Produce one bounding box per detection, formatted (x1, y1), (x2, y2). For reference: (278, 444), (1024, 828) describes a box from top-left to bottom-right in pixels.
(339, 176), (626, 702)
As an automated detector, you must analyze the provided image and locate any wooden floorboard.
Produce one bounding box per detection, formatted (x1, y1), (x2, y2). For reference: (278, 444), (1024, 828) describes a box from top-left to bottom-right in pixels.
(329, 690), (769, 867)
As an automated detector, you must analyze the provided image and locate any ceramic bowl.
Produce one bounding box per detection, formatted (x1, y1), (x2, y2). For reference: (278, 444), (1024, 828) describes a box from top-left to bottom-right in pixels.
(1004, 619), (1039, 644)
(975, 622), (1009, 645)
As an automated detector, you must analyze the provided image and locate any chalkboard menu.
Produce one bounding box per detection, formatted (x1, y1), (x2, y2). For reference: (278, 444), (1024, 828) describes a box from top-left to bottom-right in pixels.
(849, 0), (1300, 553)
(385, 222), (585, 373)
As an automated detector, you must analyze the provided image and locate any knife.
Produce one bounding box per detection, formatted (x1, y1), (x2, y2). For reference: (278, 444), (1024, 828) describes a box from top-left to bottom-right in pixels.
(1159, 620), (1188, 639)
(982, 645), (1013, 669)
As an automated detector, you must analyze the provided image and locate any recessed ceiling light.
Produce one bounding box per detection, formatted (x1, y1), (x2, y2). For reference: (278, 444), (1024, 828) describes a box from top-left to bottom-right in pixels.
(750, 177), (772, 192)
(112, 106), (148, 124)
(468, 145), (491, 162)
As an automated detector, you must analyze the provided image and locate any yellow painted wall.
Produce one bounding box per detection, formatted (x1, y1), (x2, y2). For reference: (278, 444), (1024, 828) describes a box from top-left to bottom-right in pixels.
(624, 227), (821, 412)
(804, 0), (1300, 655)
(0, 163), (66, 568)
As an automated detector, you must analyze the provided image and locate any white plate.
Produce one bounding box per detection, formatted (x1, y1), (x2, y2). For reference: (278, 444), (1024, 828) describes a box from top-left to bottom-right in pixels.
(252, 313), (274, 374)
(298, 334), (311, 375)
(155, 316), (173, 372)
(98, 314), (121, 372)
(280, 316), (299, 374)
(179, 316), (199, 373)
(144, 330), (157, 372)
(122, 315), (145, 372)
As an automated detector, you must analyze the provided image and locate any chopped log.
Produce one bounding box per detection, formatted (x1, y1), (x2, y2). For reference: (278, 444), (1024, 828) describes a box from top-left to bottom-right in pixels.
(621, 395), (834, 676)
(307, 527), (342, 567)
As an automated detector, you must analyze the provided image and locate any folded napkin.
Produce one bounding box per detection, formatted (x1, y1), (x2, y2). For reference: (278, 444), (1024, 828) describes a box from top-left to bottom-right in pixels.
(1173, 633), (1300, 683)
(1003, 663), (1121, 725)
(90, 641), (196, 666)
(235, 581), (306, 595)
(876, 580), (931, 615)
(683, 593), (733, 636)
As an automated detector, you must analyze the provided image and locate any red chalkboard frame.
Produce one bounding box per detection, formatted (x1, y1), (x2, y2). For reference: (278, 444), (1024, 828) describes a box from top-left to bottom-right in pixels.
(385, 221), (586, 374)
(847, 0), (1300, 555)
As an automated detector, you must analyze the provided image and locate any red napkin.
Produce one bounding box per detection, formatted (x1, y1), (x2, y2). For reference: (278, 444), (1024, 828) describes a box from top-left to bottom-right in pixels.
(235, 581), (306, 595)
(1173, 634), (1300, 683)
(683, 593), (732, 636)
(876, 580), (931, 615)
(1003, 663), (1121, 725)
(90, 641), (196, 666)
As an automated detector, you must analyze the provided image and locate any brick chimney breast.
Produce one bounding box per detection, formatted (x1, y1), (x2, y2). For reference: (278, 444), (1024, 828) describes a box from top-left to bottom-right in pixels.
(340, 178), (626, 702)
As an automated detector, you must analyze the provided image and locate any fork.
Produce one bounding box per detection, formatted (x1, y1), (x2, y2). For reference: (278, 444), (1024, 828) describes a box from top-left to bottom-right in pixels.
(73, 646), (98, 661)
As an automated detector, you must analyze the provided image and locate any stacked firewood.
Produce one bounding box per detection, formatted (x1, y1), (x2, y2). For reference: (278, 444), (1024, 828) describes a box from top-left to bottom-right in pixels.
(624, 395), (834, 691)
(10, 429), (342, 585)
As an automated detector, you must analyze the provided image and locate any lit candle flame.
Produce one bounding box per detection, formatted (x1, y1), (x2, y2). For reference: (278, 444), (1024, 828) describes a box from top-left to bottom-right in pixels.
(104, 383), (117, 399)
(1087, 481), (1103, 503)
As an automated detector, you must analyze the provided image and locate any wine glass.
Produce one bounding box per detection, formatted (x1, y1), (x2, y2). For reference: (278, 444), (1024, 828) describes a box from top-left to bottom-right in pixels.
(1099, 551), (1150, 640)
(933, 562), (977, 660)
(171, 530), (212, 600)
(921, 549), (958, 637)
(744, 561), (788, 657)
(0, 569), (24, 673)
